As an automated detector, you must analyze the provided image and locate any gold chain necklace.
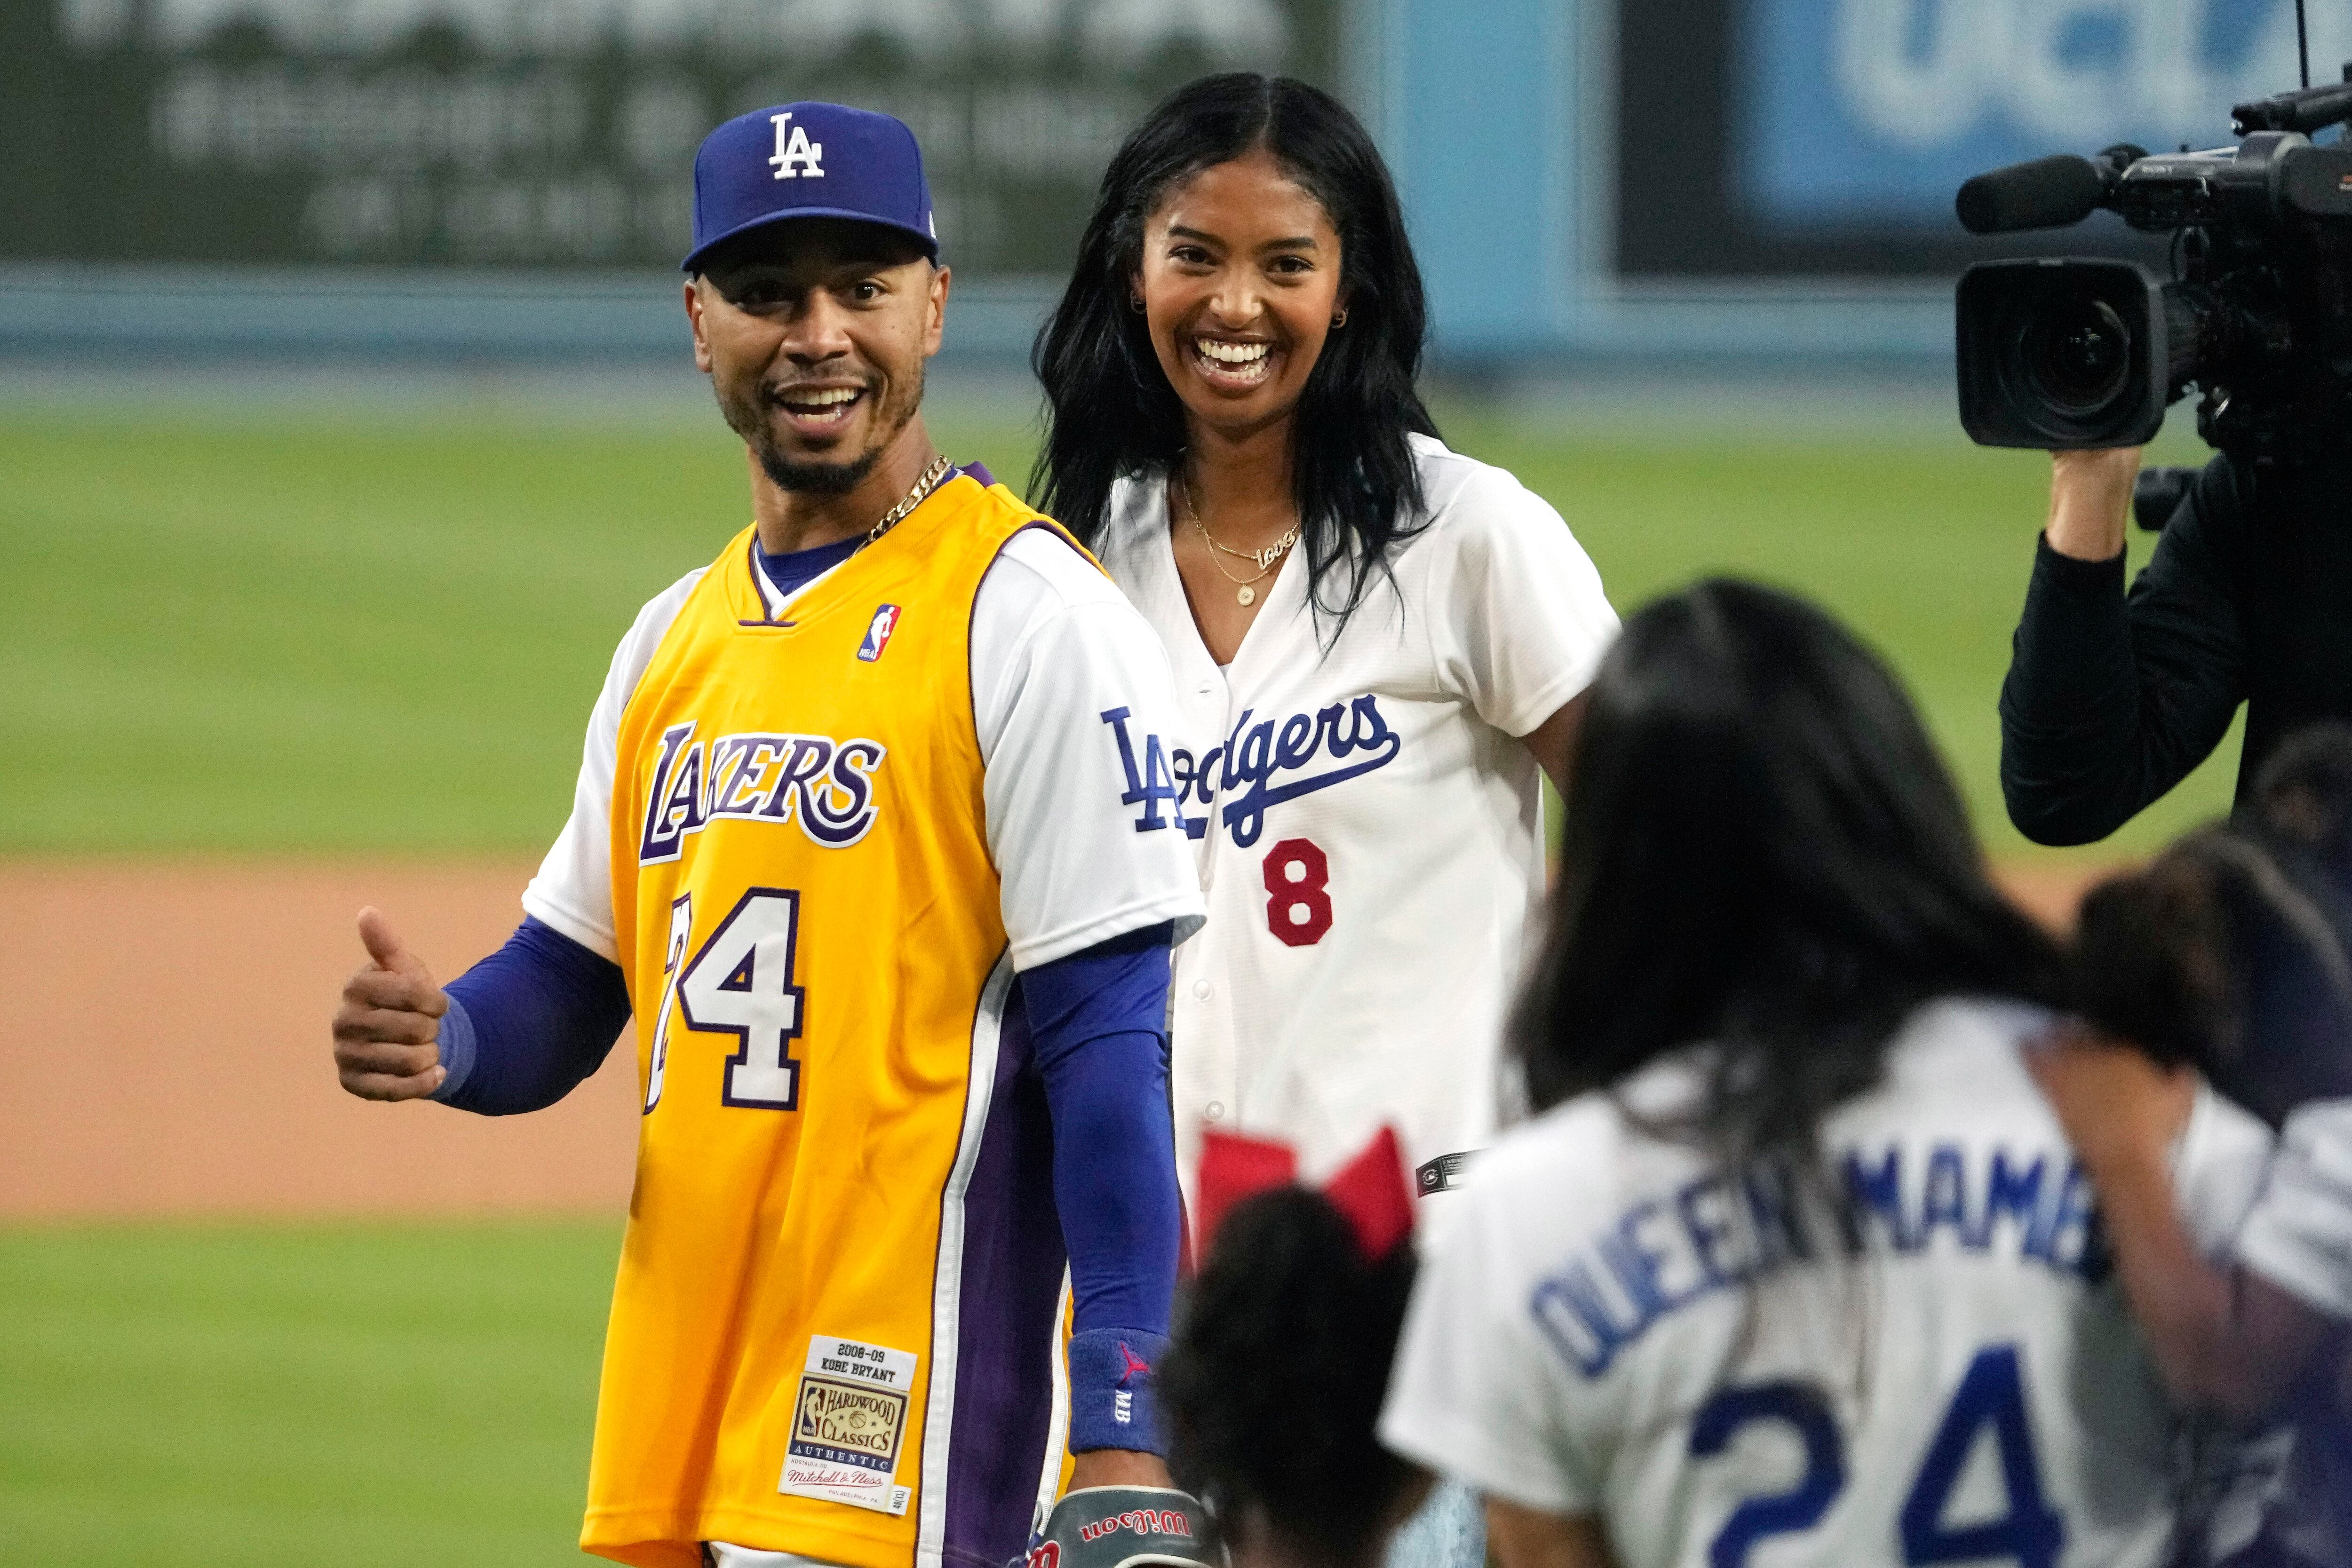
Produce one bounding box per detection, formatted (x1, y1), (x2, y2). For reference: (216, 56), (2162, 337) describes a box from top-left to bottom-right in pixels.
(861, 454), (956, 552)
(1177, 474), (1299, 607)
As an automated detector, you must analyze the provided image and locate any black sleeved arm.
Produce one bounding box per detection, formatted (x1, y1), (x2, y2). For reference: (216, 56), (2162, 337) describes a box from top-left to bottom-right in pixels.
(1998, 464), (2249, 846)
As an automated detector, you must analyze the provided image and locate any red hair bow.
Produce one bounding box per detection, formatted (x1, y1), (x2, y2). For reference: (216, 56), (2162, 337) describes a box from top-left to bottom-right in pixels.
(1193, 1125), (1416, 1264)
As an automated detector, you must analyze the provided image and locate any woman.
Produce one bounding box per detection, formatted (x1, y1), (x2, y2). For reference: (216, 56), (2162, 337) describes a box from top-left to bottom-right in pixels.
(1033, 70), (1617, 1231)
(1377, 579), (2275, 1568)
(1035, 82), (1610, 1564)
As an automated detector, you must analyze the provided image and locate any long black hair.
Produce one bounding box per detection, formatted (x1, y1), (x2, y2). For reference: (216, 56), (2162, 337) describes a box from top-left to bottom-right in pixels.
(1512, 579), (2060, 1164)
(1160, 1188), (1419, 1568)
(1031, 73), (1438, 630)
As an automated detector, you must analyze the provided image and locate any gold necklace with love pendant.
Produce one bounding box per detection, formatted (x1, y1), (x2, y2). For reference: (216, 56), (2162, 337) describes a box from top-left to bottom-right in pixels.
(1178, 475), (1299, 607)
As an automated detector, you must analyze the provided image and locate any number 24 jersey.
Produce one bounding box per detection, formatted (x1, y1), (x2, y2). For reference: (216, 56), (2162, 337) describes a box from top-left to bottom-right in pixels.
(521, 474), (1203, 1568)
(1380, 998), (2276, 1568)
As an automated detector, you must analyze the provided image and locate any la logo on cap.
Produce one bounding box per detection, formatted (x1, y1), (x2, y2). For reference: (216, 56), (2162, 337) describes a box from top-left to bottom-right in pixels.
(770, 112), (825, 180)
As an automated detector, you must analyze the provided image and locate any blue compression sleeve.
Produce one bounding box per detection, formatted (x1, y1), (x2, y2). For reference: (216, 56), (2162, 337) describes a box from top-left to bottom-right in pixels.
(1023, 920), (1182, 1454)
(441, 542), (835, 1118)
(431, 916), (632, 1117)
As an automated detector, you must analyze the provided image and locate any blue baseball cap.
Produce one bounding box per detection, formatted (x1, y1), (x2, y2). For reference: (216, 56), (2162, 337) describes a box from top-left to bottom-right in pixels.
(683, 102), (939, 274)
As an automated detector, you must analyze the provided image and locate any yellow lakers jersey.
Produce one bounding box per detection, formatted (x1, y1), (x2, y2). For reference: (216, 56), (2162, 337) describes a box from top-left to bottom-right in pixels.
(580, 474), (1080, 1568)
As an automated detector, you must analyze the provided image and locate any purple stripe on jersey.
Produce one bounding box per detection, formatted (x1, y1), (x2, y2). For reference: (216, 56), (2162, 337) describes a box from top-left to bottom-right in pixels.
(958, 461), (996, 490)
(942, 989), (1066, 1568)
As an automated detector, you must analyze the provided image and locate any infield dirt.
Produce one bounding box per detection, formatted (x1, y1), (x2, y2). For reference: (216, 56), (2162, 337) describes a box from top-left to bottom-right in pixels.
(0, 861), (637, 1218)
(0, 858), (2115, 1219)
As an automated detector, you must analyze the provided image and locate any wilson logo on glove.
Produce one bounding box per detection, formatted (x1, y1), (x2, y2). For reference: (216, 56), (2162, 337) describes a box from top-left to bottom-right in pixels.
(1079, 1509), (1194, 1543)
(1018, 1485), (1217, 1568)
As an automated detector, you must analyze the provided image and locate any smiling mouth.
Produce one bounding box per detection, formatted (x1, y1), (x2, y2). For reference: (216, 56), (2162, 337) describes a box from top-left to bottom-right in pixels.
(1189, 337), (1274, 388)
(769, 384), (867, 428)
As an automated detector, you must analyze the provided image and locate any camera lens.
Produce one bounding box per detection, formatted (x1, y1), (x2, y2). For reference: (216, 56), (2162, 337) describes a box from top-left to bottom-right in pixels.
(1956, 258), (2164, 449)
(2022, 297), (2131, 412)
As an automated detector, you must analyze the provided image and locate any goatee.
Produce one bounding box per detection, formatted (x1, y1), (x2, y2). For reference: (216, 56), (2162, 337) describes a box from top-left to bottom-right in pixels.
(755, 445), (882, 495)
(715, 364), (926, 498)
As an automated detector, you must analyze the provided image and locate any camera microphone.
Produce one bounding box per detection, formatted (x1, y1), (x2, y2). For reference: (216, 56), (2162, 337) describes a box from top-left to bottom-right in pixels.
(1956, 154), (2112, 234)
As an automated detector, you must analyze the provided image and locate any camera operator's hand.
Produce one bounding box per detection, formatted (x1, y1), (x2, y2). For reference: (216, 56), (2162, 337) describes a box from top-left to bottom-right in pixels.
(2044, 446), (2142, 562)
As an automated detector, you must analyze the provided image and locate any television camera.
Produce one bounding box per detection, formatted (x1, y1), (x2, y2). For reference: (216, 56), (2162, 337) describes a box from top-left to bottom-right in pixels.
(1955, 70), (2352, 462)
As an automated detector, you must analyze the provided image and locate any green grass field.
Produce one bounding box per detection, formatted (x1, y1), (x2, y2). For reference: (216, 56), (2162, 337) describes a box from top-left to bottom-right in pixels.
(0, 1220), (618, 1566)
(0, 392), (2240, 862)
(0, 385), (2247, 1564)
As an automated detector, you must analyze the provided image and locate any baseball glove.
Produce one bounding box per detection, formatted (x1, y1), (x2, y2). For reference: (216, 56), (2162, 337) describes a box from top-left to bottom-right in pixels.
(1016, 1486), (1220, 1568)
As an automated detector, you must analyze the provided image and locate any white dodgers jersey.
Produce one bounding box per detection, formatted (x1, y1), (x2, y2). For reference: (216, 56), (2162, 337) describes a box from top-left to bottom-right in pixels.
(1380, 998), (2276, 1568)
(1093, 434), (1618, 1216)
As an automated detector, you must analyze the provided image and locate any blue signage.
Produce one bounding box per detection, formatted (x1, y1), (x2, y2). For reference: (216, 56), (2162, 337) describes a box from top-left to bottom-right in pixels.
(1738, 0), (2349, 227)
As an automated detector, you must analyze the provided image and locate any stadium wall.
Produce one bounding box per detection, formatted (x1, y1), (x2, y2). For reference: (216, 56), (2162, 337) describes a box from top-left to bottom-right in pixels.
(0, 0), (1955, 372)
(8, 0), (2334, 369)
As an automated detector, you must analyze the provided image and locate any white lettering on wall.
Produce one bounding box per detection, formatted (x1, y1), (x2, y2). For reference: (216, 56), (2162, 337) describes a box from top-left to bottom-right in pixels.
(1833, 0), (2352, 150)
(67, 0), (1286, 65)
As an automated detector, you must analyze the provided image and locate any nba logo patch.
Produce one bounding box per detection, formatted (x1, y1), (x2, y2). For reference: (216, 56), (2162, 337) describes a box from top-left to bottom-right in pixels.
(857, 604), (902, 663)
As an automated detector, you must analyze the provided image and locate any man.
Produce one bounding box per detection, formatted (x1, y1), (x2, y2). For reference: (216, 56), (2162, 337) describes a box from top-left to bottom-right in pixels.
(328, 103), (1207, 1568)
(2001, 439), (2352, 845)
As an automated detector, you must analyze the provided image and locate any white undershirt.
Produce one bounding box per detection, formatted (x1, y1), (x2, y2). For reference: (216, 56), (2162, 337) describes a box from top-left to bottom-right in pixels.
(706, 1545), (845, 1568)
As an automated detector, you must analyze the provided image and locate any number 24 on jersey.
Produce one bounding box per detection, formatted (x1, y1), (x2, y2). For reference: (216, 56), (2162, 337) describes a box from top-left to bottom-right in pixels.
(643, 888), (806, 1114)
(633, 850), (1345, 1114)
(1693, 1344), (2063, 1568)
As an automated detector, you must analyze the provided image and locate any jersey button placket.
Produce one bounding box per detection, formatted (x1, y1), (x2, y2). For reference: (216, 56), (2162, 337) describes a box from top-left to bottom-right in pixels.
(1193, 671), (1225, 881)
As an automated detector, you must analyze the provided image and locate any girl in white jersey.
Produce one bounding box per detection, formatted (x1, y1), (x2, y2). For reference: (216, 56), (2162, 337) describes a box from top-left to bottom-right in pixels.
(1379, 580), (2274, 1568)
(1031, 71), (1617, 1235)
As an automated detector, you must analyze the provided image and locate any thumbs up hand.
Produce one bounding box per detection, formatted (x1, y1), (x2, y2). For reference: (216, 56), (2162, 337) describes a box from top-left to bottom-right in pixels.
(332, 907), (451, 1101)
